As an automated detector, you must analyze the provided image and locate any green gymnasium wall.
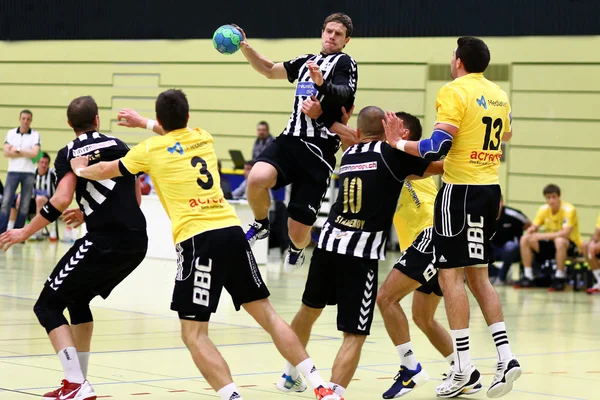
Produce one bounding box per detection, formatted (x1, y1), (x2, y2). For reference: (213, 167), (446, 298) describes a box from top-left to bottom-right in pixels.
(0, 36), (599, 237)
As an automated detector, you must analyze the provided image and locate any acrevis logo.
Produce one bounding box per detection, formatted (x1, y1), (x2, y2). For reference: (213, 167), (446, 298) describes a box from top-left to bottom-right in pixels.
(469, 151), (502, 163)
(189, 197), (225, 207)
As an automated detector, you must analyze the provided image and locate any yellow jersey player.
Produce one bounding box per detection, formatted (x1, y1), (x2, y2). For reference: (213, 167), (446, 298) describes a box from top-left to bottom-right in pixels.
(378, 112), (482, 398)
(70, 89), (344, 400)
(583, 213), (600, 294)
(519, 184), (582, 291)
(384, 37), (520, 398)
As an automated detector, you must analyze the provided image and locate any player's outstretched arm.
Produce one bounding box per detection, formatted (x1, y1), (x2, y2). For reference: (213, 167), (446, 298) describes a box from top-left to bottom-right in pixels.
(118, 109), (165, 136)
(72, 157), (123, 181)
(383, 112), (455, 161)
(232, 24), (287, 80)
(0, 173), (77, 250)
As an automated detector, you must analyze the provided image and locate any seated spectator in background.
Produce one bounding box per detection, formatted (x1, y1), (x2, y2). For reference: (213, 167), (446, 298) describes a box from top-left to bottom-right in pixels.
(489, 195), (530, 285)
(582, 213), (600, 294)
(9, 152), (57, 239)
(518, 184), (582, 291)
(218, 160), (233, 200)
(0, 109), (41, 234)
(251, 120), (274, 160)
(232, 161), (255, 199)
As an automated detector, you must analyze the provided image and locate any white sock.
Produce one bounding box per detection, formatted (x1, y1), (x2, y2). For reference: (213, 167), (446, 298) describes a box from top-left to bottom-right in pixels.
(58, 347), (85, 384)
(329, 382), (346, 396)
(217, 383), (242, 400)
(555, 269), (566, 279)
(451, 329), (471, 373)
(7, 220), (14, 230)
(295, 358), (327, 390)
(78, 352), (90, 378)
(283, 361), (300, 380)
(489, 322), (513, 361)
(445, 354), (454, 365)
(593, 269), (600, 283)
(396, 342), (418, 370)
(524, 267), (533, 280)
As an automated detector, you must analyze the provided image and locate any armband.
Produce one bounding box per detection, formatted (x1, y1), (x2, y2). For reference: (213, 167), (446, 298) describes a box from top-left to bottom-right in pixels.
(40, 201), (62, 223)
(418, 129), (453, 161)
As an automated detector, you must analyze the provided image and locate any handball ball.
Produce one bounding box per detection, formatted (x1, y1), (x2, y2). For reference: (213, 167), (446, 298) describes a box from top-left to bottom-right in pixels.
(213, 25), (243, 55)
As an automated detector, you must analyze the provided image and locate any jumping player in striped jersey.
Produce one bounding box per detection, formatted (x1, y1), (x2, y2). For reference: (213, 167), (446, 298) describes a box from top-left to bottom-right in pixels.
(276, 106), (442, 398)
(377, 113), (482, 398)
(385, 37), (521, 398)
(235, 13), (358, 272)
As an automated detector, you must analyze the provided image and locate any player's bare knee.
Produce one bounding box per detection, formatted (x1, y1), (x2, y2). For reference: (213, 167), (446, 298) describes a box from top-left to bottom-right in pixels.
(554, 237), (568, 249)
(288, 220), (311, 245)
(376, 287), (394, 310)
(248, 162), (277, 189)
(298, 303), (322, 322)
(342, 332), (367, 346)
(412, 312), (433, 332)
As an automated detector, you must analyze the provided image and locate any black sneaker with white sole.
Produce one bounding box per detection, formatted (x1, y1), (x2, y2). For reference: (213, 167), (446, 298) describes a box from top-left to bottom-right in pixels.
(487, 358), (522, 398)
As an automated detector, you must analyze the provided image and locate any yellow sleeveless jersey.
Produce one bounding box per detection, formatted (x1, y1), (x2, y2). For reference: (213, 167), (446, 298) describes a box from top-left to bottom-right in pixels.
(121, 127), (240, 244)
(393, 177), (437, 252)
(532, 201), (582, 249)
(435, 73), (512, 185)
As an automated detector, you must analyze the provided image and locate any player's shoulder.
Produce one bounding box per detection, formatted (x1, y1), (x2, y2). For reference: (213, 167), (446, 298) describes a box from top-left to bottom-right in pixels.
(289, 53), (315, 63)
(538, 204), (550, 213)
(561, 201), (576, 212)
(438, 81), (467, 103)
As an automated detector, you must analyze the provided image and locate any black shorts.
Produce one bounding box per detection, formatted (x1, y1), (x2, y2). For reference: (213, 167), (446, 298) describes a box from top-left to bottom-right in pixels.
(45, 231), (148, 302)
(393, 227), (443, 296)
(302, 247), (378, 335)
(433, 183), (501, 269)
(256, 134), (337, 226)
(171, 226), (270, 321)
(535, 239), (579, 262)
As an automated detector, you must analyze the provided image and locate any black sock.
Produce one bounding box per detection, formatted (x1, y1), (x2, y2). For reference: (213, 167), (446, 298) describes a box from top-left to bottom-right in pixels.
(290, 242), (303, 252)
(256, 218), (269, 228)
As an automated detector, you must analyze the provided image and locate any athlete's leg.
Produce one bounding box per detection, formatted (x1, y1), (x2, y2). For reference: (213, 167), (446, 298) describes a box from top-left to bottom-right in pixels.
(246, 161), (277, 220)
(330, 333), (367, 389)
(288, 218), (312, 249)
(411, 291), (452, 359)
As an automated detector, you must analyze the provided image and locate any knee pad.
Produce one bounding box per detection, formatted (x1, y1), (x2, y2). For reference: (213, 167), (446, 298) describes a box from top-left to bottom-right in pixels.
(68, 303), (94, 325)
(287, 202), (318, 226)
(33, 288), (69, 334)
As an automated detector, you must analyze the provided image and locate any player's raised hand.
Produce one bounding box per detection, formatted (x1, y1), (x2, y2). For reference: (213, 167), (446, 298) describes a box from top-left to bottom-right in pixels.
(307, 61), (324, 86)
(341, 105), (355, 125)
(301, 95), (323, 119)
(70, 156), (89, 172)
(61, 208), (85, 228)
(230, 24), (248, 47)
(117, 108), (147, 129)
(382, 111), (405, 147)
(0, 229), (28, 251)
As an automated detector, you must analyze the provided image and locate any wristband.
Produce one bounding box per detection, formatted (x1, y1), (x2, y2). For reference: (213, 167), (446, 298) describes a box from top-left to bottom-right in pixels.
(75, 168), (83, 177)
(146, 119), (156, 131)
(396, 140), (408, 152)
(40, 201), (62, 223)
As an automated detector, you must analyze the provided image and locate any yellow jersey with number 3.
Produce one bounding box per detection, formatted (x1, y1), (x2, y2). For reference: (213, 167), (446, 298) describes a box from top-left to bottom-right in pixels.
(435, 73), (511, 185)
(120, 127), (240, 244)
(393, 177), (437, 252)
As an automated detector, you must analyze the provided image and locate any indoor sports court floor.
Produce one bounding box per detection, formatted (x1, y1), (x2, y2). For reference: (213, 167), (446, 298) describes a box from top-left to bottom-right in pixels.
(1, 241), (599, 399)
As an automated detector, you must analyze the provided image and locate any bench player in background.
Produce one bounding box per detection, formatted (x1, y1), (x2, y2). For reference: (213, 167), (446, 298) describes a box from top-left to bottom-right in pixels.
(234, 13), (358, 271)
(0, 96), (147, 400)
(275, 106), (442, 398)
(385, 37), (521, 398)
(76, 90), (344, 400)
(583, 213), (600, 294)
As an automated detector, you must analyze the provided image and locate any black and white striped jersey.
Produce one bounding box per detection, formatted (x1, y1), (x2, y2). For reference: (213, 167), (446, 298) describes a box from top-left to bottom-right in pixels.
(282, 52), (357, 146)
(318, 141), (430, 260)
(54, 131), (146, 234)
(34, 168), (57, 198)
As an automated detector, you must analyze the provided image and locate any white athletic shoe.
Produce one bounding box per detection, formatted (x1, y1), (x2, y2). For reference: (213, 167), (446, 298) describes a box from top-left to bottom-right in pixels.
(487, 357), (522, 398)
(276, 373), (308, 393)
(436, 364), (481, 398)
(42, 379), (96, 400)
(283, 247), (305, 273)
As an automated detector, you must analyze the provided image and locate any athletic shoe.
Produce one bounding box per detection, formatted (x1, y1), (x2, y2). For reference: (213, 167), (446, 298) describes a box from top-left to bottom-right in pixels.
(548, 278), (567, 292)
(42, 380), (96, 400)
(276, 373), (307, 393)
(436, 364), (481, 398)
(586, 284), (600, 294)
(283, 246), (305, 273)
(442, 362), (483, 395)
(382, 363), (430, 398)
(245, 221), (269, 247)
(487, 358), (522, 398)
(314, 386), (343, 400)
(514, 277), (535, 288)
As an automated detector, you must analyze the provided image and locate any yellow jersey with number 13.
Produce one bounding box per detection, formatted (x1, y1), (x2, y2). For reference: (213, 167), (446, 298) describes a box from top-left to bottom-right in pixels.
(435, 73), (511, 185)
(120, 127), (240, 244)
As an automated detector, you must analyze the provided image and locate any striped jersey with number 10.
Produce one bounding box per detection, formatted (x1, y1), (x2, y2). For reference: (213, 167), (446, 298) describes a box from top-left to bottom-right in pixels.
(318, 141), (430, 260)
